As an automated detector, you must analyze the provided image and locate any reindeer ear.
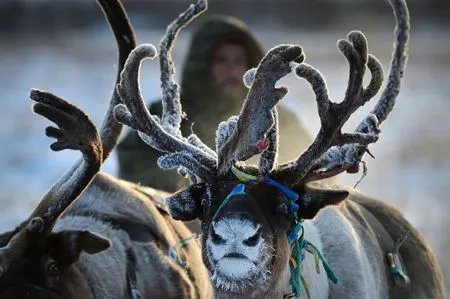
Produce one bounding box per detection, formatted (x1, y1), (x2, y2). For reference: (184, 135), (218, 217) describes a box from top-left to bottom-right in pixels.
(295, 183), (349, 219)
(166, 183), (206, 221)
(49, 230), (111, 267)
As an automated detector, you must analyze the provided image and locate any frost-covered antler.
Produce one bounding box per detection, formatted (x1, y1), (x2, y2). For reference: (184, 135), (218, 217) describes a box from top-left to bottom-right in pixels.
(159, 0), (207, 138)
(114, 0), (305, 181)
(259, 107), (279, 175)
(271, 32), (383, 185)
(217, 45), (303, 175)
(114, 0), (218, 182)
(273, 0), (409, 186)
(116, 0), (408, 189)
(115, 7), (303, 180)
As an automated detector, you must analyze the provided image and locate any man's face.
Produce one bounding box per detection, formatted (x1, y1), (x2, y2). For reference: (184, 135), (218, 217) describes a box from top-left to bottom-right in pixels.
(210, 43), (248, 89)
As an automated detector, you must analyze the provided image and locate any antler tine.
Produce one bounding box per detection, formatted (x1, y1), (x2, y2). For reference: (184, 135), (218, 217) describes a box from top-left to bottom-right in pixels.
(216, 116), (238, 154)
(187, 134), (218, 159)
(243, 68), (281, 174)
(273, 32), (384, 186)
(0, 90), (103, 275)
(278, 0), (409, 184)
(97, 0), (136, 161)
(157, 153), (214, 183)
(28, 90), (103, 231)
(159, 0), (207, 137)
(217, 45), (304, 176)
(372, 0), (409, 124)
(259, 108), (279, 175)
(0, 218), (46, 276)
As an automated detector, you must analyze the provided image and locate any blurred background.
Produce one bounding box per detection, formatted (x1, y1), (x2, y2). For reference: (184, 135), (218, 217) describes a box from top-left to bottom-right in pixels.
(0, 0), (449, 293)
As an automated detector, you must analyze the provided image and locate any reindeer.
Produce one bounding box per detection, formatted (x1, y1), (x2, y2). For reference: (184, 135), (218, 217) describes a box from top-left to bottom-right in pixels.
(115, 0), (446, 298)
(0, 0), (212, 298)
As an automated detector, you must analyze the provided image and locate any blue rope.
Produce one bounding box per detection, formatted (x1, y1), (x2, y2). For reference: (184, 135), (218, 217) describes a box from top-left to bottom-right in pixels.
(263, 177), (299, 201)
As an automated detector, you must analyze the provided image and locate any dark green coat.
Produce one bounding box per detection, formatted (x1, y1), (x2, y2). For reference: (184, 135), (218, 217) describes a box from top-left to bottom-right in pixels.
(116, 15), (311, 192)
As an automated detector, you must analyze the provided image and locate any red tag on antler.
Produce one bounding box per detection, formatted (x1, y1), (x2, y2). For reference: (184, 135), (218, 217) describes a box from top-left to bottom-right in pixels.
(256, 138), (270, 153)
(346, 164), (359, 174)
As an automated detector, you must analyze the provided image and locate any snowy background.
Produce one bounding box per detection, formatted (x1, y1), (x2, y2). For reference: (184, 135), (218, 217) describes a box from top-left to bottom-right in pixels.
(0, 0), (449, 293)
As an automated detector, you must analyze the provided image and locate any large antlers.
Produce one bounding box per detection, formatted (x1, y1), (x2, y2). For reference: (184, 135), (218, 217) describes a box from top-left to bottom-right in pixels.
(115, 0), (307, 182)
(273, 0), (409, 186)
(116, 0), (409, 189)
(271, 32), (383, 186)
(115, 42), (303, 181)
(0, 90), (102, 275)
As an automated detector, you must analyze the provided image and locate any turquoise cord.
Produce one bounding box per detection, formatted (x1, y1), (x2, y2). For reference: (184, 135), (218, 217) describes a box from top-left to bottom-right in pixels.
(212, 183), (246, 220)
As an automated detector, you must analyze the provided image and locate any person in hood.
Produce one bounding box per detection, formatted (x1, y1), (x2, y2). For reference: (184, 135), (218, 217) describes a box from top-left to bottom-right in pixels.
(116, 15), (311, 192)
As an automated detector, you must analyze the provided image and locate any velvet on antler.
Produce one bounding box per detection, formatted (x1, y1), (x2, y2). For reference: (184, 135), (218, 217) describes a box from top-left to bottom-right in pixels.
(273, 0), (409, 185)
(217, 45), (303, 175)
(116, 42), (303, 180)
(272, 33), (384, 186)
(114, 44), (217, 177)
(96, 0), (136, 160)
(259, 107), (279, 175)
(159, 0), (207, 137)
(116, 0), (408, 191)
(0, 90), (103, 276)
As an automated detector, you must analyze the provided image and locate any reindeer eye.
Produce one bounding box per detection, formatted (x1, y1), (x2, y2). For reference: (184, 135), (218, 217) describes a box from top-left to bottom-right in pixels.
(243, 228), (262, 247)
(277, 203), (289, 215)
(47, 262), (59, 277)
(201, 198), (210, 208)
(211, 227), (225, 245)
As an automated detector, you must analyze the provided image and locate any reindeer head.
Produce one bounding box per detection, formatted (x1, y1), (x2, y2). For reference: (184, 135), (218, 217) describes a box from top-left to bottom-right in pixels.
(116, 0), (409, 296)
(164, 179), (349, 294)
(0, 219), (110, 299)
(0, 0), (136, 297)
